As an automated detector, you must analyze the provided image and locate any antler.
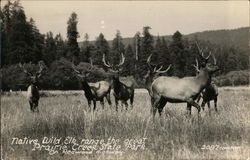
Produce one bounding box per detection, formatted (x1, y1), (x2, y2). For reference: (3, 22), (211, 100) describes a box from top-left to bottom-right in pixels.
(19, 63), (32, 76)
(36, 61), (45, 77)
(213, 55), (217, 65)
(147, 54), (153, 69)
(71, 63), (81, 74)
(196, 42), (211, 61)
(154, 64), (172, 73)
(87, 58), (94, 71)
(192, 58), (200, 73)
(118, 52), (125, 67)
(102, 54), (112, 68)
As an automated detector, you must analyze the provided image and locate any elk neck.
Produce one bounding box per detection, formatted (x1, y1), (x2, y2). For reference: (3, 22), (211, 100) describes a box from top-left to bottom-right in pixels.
(195, 69), (212, 90)
(144, 73), (154, 93)
(81, 80), (93, 98)
(113, 76), (122, 93)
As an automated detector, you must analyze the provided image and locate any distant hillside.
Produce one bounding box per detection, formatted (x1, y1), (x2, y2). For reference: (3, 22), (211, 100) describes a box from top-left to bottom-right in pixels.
(79, 27), (249, 51)
(185, 27), (249, 51)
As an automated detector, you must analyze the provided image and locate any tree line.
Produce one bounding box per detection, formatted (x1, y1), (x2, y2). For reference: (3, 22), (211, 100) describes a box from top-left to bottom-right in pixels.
(1, 0), (248, 90)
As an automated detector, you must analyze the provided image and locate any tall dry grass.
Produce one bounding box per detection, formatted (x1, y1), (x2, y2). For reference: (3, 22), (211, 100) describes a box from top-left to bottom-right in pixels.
(1, 88), (250, 160)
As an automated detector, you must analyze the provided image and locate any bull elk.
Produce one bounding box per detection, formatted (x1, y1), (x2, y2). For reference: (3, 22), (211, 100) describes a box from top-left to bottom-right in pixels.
(102, 53), (134, 111)
(143, 54), (172, 96)
(72, 59), (112, 111)
(193, 56), (219, 113)
(150, 48), (219, 117)
(19, 61), (46, 112)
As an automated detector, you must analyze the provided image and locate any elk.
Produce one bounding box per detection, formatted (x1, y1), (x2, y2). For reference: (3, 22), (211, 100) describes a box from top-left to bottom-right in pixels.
(193, 57), (219, 113)
(19, 61), (46, 112)
(72, 59), (112, 111)
(150, 49), (219, 117)
(102, 53), (134, 111)
(143, 54), (172, 96)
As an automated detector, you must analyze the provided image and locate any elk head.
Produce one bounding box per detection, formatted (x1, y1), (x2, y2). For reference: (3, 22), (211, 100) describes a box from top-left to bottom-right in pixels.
(72, 59), (94, 81)
(19, 61), (46, 85)
(196, 42), (211, 67)
(193, 50), (219, 76)
(102, 53), (125, 79)
(143, 54), (171, 85)
(204, 55), (219, 74)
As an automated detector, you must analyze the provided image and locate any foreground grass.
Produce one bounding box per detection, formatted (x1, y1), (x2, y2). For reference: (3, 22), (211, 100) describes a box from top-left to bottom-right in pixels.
(1, 88), (250, 160)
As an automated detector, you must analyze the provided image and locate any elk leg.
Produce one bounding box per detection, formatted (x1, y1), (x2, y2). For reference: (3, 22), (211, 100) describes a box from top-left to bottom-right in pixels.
(105, 94), (112, 107)
(158, 100), (167, 116)
(150, 97), (155, 114)
(201, 100), (206, 111)
(152, 96), (161, 117)
(197, 94), (202, 103)
(187, 99), (201, 113)
(93, 100), (96, 111)
(207, 101), (211, 115)
(214, 97), (218, 112)
(29, 101), (34, 112)
(100, 98), (104, 110)
(87, 100), (91, 112)
(123, 101), (128, 110)
(115, 98), (119, 112)
(35, 101), (39, 112)
(130, 91), (134, 109)
(187, 103), (192, 115)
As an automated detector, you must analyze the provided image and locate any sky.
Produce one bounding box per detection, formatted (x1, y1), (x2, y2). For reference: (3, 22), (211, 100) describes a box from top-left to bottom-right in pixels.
(1, 1), (249, 41)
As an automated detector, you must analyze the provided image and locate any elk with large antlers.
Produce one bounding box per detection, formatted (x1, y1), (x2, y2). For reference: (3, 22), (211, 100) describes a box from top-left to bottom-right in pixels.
(193, 55), (219, 113)
(19, 61), (46, 112)
(150, 45), (219, 117)
(72, 59), (112, 111)
(102, 53), (134, 111)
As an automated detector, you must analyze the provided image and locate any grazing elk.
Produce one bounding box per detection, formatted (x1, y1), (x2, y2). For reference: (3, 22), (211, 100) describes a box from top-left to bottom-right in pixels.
(102, 53), (134, 111)
(72, 60), (112, 111)
(150, 50), (219, 117)
(193, 57), (219, 113)
(19, 61), (46, 112)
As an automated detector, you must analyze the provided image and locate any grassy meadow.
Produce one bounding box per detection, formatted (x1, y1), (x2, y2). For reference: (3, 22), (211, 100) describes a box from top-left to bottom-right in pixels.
(1, 87), (250, 160)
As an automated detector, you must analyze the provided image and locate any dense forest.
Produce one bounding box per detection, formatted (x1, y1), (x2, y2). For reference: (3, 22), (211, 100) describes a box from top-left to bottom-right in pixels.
(0, 0), (249, 91)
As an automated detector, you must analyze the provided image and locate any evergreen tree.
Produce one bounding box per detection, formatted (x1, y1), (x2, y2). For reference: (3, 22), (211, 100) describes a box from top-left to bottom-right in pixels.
(66, 12), (80, 64)
(43, 31), (56, 65)
(154, 35), (162, 64)
(140, 26), (154, 76)
(94, 33), (109, 66)
(55, 33), (66, 60)
(160, 37), (171, 67)
(80, 33), (93, 62)
(8, 0), (33, 64)
(1, 0), (12, 65)
(111, 30), (125, 65)
(169, 31), (185, 77)
(133, 32), (141, 78)
(28, 18), (44, 63)
(122, 44), (135, 76)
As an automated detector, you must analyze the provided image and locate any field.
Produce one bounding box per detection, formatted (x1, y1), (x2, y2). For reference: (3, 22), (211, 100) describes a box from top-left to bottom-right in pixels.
(1, 87), (250, 160)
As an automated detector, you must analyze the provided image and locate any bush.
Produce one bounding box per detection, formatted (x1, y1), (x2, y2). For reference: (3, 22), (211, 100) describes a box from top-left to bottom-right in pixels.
(215, 70), (249, 86)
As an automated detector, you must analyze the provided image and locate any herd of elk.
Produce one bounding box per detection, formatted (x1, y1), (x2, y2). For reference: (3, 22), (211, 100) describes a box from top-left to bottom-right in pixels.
(102, 53), (134, 111)
(72, 59), (112, 111)
(19, 61), (46, 112)
(19, 42), (219, 117)
(149, 44), (219, 117)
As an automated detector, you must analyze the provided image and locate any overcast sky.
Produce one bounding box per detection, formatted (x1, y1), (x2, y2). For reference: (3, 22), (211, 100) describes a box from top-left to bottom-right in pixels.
(2, 1), (249, 41)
